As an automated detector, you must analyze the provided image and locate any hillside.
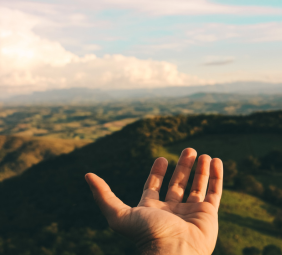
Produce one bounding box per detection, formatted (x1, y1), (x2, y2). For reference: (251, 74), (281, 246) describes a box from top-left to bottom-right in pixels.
(0, 111), (282, 255)
(154, 133), (282, 164)
(0, 135), (90, 181)
(219, 190), (281, 254)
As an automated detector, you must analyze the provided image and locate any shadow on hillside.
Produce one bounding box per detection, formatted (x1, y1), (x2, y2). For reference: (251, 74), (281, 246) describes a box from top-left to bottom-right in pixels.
(220, 212), (282, 237)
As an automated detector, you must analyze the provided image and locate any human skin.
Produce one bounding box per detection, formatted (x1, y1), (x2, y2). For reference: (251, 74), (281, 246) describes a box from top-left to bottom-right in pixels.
(85, 148), (223, 255)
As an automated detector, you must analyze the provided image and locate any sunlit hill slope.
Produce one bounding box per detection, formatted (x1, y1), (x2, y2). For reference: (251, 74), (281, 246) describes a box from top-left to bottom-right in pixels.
(0, 135), (89, 181)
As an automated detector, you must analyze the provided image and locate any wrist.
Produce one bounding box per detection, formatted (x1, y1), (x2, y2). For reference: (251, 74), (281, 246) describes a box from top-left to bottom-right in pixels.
(137, 238), (194, 255)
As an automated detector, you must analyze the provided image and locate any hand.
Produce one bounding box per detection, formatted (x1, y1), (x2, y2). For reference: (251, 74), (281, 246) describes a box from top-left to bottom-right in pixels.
(85, 148), (223, 255)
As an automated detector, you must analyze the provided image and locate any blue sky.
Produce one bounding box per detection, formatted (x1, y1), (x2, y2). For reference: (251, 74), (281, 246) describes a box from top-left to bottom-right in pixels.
(0, 0), (282, 95)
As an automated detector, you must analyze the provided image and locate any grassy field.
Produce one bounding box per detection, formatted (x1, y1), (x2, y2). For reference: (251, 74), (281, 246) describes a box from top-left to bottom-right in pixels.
(219, 190), (282, 255)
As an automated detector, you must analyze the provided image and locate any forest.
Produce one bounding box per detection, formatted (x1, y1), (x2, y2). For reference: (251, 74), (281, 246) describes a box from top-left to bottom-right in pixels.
(0, 110), (282, 254)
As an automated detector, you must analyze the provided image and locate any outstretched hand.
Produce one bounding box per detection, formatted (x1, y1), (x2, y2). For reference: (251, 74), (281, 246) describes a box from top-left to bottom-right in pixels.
(85, 148), (223, 255)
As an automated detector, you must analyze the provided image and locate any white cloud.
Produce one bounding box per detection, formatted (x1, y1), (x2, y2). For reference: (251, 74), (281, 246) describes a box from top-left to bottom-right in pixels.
(185, 22), (282, 43)
(203, 56), (235, 66)
(0, 7), (207, 96)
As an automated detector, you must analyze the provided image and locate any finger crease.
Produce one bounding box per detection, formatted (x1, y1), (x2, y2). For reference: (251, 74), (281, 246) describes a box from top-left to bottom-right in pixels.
(177, 162), (193, 168)
(190, 189), (202, 195)
(194, 172), (209, 177)
(169, 182), (186, 189)
(143, 187), (159, 192)
(209, 177), (223, 180)
(152, 173), (164, 179)
(207, 190), (218, 195)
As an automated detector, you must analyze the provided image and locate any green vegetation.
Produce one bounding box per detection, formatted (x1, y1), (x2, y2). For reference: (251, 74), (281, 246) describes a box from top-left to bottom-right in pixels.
(219, 191), (281, 255)
(163, 134), (282, 163)
(243, 247), (261, 255)
(0, 110), (282, 254)
(263, 245), (282, 255)
(274, 212), (282, 231)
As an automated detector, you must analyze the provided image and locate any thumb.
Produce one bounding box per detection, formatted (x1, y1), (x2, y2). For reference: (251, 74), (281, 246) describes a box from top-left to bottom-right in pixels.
(85, 173), (130, 226)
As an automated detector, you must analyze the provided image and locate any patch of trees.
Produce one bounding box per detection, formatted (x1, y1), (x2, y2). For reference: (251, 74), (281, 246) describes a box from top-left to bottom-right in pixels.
(243, 247), (261, 255)
(222, 149), (282, 208)
(234, 175), (264, 196)
(264, 186), (282, 207)
(121, 110), (282, 147)
(0, 223), (132, 255)
(261, 150), (282, 173)
(241, 156), (261, 174)
(240, 150), (282, 174)
(232, 174), (282, 208)
(222, 159), (264, 197)
(223, 160), (238, 184)
(243, 245), (282, 255)
(273, 211), (282, 231)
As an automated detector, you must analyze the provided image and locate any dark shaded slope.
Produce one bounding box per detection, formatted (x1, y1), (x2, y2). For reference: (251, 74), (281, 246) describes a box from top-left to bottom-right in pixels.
(1, 111), (282, 254)
(0, 120), (157, 235)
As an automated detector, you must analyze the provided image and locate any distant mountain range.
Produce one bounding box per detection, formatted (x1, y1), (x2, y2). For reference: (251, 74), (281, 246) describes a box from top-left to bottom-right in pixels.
(1, 82), (282, 105)
(1, 88), (112, 105)
(110, 81), (282, 99)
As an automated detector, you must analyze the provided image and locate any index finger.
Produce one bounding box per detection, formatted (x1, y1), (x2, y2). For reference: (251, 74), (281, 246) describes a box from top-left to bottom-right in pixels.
(140, 157), (168, 201)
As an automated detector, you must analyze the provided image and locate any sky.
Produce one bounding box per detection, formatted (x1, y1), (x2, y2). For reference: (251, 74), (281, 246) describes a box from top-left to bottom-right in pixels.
(0, 0), (282, 96)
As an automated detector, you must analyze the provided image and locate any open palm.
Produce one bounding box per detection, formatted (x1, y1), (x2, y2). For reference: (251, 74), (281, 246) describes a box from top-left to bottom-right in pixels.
(86, 148), (223, 255)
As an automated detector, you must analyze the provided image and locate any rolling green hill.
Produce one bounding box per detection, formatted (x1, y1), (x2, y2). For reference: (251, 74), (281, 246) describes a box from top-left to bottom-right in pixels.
(0, 111), (282, 255)
(0, 135), (90, 181)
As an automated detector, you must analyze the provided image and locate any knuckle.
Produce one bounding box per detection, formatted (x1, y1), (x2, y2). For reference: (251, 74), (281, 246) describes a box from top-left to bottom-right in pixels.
(191, 189), (202, 195)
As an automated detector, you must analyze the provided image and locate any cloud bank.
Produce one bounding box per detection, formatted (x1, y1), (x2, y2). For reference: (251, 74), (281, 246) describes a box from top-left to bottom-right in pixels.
(0, 7), (207, 96)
